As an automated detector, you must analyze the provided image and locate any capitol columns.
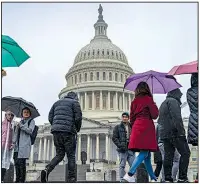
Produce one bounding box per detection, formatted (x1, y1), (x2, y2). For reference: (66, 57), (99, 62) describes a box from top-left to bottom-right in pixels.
(128, 94), (131, 109)
(122, 92), (125, 111)
(115, 92), (118, 111)
(105, 134), (109, 160)
(47, 139), (50, 160)
(38, 138), (42, 160)
(51, 137), (55, 159)
(107, 91), (110, 110)
(85, 92), (87, 110)
(87, 134), (90, 164)
(100, 91), (103, 110)
(30, 145), (34, 165)
(96, 133), (100, 159)
(77, 134), (82, 164)
(92, 91), (95, 110)
(44, 137), (47, 160)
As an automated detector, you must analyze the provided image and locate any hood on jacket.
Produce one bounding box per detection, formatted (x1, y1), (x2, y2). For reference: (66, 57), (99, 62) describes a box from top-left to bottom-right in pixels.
(191, 73), (198, 87)
(65, 91), (78, 101)
(167, 88), (183, 105)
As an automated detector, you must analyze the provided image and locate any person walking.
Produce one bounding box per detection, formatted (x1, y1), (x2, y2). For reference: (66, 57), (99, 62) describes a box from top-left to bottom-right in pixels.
(112, 112), (135, 182)
(13, 107), (35, 183)
(41, 91), (82, 183)
(154, 123), (180, 182)
(153, 124), (163, 181)
(158, 88), (190, 183)
(123, 82), (159, 182)
(2, 111), (15, 182)
(187, 73), (198, 146)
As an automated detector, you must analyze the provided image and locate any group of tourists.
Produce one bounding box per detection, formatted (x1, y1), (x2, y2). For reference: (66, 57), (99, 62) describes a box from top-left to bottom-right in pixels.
(1, 73), (198, 183)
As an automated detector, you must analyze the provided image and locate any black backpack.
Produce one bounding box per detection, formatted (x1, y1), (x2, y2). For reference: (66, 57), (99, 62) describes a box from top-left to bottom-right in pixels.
(28, 119), (39, 145)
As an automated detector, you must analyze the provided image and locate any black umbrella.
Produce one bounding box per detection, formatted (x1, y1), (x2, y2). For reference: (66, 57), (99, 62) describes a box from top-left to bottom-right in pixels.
(2, 96), (40, 119)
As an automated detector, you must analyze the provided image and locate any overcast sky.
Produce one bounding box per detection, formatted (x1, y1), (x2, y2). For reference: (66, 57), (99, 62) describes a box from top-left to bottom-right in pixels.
(2, 2), (197, 125)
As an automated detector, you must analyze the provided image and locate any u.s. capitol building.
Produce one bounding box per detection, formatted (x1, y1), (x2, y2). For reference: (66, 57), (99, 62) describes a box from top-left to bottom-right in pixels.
(25, 5), (198, 182)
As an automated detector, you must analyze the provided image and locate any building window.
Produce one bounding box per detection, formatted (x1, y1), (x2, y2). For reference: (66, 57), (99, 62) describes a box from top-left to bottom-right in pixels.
(103, 93), (107, 109)
(79, 74), (82, 83)
(96, 92), (100, 109)
(88, 93), (92, 109)
(96, 72), (100, 80)
(121, 74), (123, 82)
(75, 75), (77, 84)
(85, 73), (87, 82)
(90, 72), (93, 81)
(103, 72), (106, 80)
(109, 72), (112, 81)
(110, 93), (114, 109)
(115, 73), (118, 81)
(125, 75), (128, 80)
(72, 77), (74, 85)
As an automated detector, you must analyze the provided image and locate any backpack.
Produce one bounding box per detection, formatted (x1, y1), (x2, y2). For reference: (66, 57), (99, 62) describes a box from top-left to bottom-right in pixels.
(28, 119), (39, 145)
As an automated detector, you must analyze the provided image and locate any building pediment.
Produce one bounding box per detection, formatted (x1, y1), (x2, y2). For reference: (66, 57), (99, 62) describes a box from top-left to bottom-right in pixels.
(82, 117), (110, 128)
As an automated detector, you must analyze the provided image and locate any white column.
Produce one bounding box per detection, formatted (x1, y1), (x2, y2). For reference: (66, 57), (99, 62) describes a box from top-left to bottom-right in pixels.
(43, 137), (47, 160)
(92, 91), (95, 110)
(116, 153), (120, 164)
(100, 91), (103, 110)
(108, 135), (111, 161)
(77, 134), (81, 164)
(85, 92), (87, 110)
(128, 94), (131, 110)
(87, 134), (90, 164)
(47, 139), (50, 160)
(30, 145), (34, 165)
(123, 92), (125, 111)
(38, 138), (42, 160)
(51, 137), (55, 159)
(107, 91), (110, 110)
(96, 134), (99, 159)
(78, 92), (80, 101)
(115, 92), (118, 111)
(105, 134), (109, 160)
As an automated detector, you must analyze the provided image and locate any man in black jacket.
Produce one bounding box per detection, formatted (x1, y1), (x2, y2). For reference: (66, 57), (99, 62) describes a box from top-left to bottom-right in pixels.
(158, 88), (190, 183)
(112, 112), (135, 182)
(41, 91), (82, 183)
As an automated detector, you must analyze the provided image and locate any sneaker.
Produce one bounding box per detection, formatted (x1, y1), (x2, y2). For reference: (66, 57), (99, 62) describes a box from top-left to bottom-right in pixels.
(177, 179), (189, 183)
(123, 173), (136, 183)
(41, 169), (48, 183)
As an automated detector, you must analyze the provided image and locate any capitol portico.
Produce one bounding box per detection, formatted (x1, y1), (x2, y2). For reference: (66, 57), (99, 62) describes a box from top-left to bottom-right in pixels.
(25, 5), (198, 182)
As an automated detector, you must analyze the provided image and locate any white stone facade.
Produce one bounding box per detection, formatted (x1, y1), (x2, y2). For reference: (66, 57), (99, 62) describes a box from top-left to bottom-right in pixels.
(26, 5), (198, 182)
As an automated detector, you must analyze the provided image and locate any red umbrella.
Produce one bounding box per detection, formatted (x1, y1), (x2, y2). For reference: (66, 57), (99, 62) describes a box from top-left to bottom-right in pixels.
(168, 60), (198, 75)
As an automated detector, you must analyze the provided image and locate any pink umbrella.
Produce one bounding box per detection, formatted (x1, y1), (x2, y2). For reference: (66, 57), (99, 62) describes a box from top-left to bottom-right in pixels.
(168, 60), (198, 75)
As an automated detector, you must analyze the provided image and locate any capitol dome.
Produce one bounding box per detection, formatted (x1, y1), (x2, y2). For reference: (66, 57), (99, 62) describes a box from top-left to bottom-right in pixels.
(59, 4), (135, 122)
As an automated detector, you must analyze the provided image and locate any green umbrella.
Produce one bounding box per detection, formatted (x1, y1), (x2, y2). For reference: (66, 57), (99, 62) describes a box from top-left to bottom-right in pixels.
(2, 35), (30, 67)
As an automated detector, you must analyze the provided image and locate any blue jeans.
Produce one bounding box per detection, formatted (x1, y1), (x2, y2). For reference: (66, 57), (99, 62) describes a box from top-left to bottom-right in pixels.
(129, 151), (156, 180)
(118, 150), (135, 182)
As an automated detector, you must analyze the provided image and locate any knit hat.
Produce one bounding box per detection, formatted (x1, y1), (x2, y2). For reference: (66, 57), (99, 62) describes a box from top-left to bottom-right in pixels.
(122, 112), (129, 118)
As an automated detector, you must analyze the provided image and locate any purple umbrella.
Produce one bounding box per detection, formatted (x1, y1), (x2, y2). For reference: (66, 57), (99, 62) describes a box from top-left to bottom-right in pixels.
(124, 70), (182, 94)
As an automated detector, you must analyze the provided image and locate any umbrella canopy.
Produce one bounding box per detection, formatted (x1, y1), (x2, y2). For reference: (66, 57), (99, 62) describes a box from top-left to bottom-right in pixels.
(168, 60), (198, 75)
(2, 35), (30, 67)
(2, 96), (40, 119)
(124, 70), (182, 94)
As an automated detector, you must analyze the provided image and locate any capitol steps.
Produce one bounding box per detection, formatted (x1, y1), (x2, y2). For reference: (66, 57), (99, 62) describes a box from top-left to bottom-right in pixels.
(36, 164), (90, 182)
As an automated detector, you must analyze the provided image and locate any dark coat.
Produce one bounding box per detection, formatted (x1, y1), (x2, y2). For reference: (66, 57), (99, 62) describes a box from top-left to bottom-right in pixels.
(158, 88), (185, 140)
(128, 95), (159, 152)
(49, 92), (82, 134)
(112, 122), (131, 153)
(154, 124), (162, 164)
(187, 73), (198, 146)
